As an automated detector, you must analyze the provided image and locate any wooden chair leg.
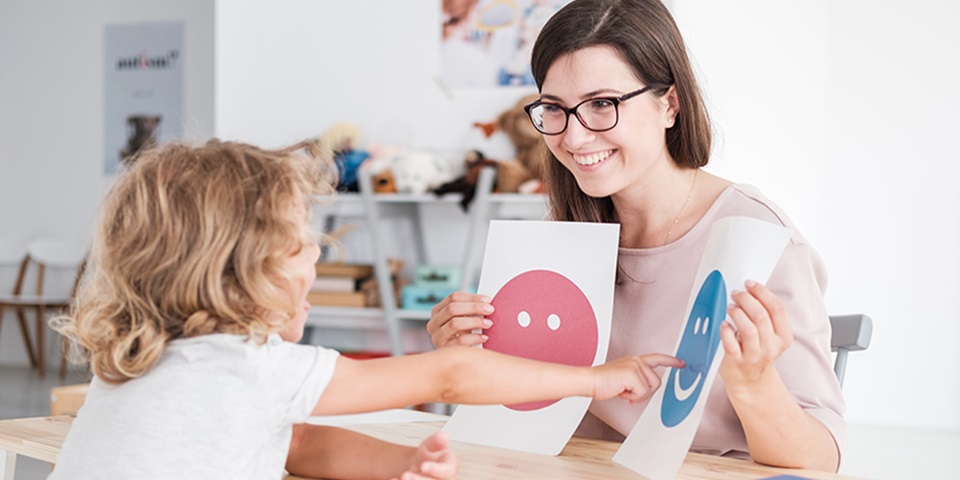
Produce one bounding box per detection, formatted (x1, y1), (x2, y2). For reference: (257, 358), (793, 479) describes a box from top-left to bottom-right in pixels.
(59, 335), (69, 380)
(13, 307), (38, 368)
(37, 305), (46, 378)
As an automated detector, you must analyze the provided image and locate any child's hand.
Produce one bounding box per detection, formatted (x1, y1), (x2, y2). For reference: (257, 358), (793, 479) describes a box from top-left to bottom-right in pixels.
(591, 354), (684, 403)
(392, 431), (458, 480)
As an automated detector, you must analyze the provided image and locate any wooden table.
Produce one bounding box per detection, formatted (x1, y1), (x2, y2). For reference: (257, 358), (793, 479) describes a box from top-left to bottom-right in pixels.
(0, 415), (861, 479)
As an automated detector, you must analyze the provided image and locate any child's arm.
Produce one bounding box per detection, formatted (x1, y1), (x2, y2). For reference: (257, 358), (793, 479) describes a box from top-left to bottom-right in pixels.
(286, 424), (456, 480)
(314, 346), (682, 415)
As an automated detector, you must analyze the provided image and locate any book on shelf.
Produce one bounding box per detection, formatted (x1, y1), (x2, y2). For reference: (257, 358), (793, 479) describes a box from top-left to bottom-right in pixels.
(311, 275), (362, 293)
(314, 262), (374, 279)
(307, 291), (367, 308)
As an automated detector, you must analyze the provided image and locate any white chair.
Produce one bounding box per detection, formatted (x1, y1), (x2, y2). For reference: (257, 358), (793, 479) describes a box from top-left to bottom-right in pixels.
(829, 313), (873, 388)
(0, 236), (87, 378)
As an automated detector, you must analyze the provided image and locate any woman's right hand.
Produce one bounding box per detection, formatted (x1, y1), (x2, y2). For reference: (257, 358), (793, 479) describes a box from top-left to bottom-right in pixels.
(427, 291), (494, 348)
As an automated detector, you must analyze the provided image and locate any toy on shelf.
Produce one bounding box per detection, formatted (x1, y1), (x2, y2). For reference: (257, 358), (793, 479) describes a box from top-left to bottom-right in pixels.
(494, 92), (546, 194)
(371, 169), (396, 193)
(433, 149), (499, 211)
(431, 93), (548, 210)
(362, 146), (456, 195)
(318, 122), (370, 192)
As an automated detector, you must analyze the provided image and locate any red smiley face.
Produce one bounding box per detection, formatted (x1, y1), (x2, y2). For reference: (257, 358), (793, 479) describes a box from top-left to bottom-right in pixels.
(483, 269), (599, 411)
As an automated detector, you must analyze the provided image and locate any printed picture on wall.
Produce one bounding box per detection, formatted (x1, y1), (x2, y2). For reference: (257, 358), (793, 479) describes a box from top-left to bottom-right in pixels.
(103, 22), (184, 174)
(440, 0), (574, 88)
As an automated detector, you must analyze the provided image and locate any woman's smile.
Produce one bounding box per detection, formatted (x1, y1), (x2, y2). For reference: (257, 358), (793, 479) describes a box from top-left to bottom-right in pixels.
(572, 149), (617, 167)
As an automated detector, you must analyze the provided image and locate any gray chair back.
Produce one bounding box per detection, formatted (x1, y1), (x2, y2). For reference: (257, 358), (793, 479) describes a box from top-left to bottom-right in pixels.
(829, 314), (873, 387)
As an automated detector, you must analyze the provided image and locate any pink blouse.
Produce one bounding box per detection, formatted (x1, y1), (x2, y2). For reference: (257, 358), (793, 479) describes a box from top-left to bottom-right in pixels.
(575, 184), (846, 459)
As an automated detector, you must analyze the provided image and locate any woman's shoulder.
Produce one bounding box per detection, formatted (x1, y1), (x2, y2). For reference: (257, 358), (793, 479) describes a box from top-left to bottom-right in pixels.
(706, 183), (800, 230)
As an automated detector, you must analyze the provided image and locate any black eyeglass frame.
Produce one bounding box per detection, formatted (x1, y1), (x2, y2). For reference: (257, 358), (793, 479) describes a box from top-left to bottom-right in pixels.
(523, 86), (654, 136)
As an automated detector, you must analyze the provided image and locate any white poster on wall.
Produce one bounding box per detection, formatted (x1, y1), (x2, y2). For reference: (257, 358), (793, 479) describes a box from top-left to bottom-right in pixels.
(103, 22), (183, 174)
(442, 219), (619, 455)
(439, 0), (574, 89)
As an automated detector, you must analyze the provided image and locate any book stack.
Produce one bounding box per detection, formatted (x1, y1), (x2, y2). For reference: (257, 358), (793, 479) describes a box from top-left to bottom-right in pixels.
(307, 263), (374, 308)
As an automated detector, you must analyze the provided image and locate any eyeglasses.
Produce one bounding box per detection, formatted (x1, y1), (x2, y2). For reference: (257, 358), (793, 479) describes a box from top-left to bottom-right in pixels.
(523, 86), (653, 136)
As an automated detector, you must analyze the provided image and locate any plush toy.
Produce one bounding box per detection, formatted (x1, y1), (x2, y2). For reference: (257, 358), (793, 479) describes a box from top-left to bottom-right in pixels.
(433, 94), (548, 207)
(494, 93), (547, 194)
(372, 169), (396, 193)
(361, 147), (456, 195)
(318, 122), (369, 192)
(388, 150), (456, 194)
(433, 149), (499, 212)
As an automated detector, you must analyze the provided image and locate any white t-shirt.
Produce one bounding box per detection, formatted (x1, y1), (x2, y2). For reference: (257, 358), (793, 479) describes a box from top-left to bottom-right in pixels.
(50, 334), (340, 480)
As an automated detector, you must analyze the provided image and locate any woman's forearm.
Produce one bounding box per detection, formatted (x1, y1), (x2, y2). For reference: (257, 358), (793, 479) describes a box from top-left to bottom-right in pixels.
(726, 370), (840, 471)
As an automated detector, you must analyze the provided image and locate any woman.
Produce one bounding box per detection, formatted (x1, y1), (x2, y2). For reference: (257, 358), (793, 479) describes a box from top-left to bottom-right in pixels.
(427, 0), (844, 471)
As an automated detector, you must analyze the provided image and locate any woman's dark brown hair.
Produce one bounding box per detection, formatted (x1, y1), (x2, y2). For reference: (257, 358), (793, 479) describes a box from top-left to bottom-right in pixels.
(530, 0), (712, 223)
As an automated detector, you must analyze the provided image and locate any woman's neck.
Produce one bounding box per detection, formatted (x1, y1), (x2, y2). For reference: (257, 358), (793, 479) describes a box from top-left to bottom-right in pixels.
(613, 167), (713, 249)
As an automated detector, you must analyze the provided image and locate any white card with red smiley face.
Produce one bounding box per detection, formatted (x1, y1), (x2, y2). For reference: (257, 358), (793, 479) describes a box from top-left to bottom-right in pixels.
(613, 216), (791, 480)
(442, 219), (619, 455)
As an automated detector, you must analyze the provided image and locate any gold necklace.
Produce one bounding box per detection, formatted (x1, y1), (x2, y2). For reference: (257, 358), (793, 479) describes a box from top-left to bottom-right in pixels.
(663, 169), (699, 246)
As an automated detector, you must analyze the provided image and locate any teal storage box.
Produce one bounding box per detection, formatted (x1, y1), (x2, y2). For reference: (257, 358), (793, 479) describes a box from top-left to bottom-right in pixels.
(402, 285), (456, 310)
(413, 266), (461, 289)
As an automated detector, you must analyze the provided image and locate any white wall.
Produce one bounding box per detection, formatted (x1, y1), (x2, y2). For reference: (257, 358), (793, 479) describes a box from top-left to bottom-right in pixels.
(0, 0), (215, 368)
(674, 0), (960, 432)
(821, 1), (960, 431)
(212, 1), (536, 152)
(2, 0), (958, 432)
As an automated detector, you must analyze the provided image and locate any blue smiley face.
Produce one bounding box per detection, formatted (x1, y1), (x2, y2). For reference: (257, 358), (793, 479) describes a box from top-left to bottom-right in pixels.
(661, 269), (727, 428)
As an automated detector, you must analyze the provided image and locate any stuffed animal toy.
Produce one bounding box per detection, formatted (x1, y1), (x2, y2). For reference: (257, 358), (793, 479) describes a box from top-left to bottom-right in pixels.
(388, 150), (456, 194)
(433, 149), (499, 212)
(360, 146), (456, 195)
(318, 122), (369, 192)
(372, 169), (396, 193)
(494, 93), (547, 194)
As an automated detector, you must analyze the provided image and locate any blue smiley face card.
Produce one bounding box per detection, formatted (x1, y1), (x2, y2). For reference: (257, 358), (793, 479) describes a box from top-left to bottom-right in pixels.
(613, 216), (791, 480)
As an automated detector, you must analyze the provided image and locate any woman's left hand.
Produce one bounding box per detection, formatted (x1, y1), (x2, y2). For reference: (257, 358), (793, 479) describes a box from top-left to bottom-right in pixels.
(719, 280), (793, 391)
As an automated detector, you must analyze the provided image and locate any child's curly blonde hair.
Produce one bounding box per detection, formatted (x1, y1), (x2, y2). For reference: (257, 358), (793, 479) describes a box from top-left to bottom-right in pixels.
(55, 138), (335, 383)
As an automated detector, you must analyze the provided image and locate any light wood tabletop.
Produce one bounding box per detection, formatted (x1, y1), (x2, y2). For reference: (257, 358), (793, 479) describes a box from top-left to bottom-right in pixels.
(0, 415), (861, 480)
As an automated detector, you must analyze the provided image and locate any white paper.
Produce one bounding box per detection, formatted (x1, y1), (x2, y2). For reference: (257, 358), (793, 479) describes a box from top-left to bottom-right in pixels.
(613, 216), (791, 479)
(443, 220), (620, 455)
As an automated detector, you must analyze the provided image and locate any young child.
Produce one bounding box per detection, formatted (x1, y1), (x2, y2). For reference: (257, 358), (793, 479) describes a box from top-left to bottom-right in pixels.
(51, 139), (681, 480)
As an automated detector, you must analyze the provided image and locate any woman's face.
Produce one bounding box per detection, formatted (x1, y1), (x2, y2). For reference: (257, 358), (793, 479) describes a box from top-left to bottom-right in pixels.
(539, 45), (677, 199)
(277, 195), (320, 342)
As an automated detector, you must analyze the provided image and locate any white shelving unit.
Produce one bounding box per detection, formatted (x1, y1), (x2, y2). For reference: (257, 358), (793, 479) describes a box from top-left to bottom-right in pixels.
(305, 167), (547, 356)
